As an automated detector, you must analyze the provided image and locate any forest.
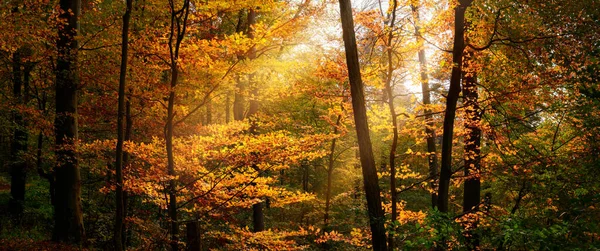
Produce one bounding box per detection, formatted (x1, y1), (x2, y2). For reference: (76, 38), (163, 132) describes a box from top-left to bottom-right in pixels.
(0, 0), (599, 250)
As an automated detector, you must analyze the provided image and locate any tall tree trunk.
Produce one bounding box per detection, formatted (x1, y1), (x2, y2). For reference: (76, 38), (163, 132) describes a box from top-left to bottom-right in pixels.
(10, 48), (27, 217)
(242, 8), (265, 233)
(114, 0), (132, 249)
(324, 115), (342, 226)
(437, 0), (472, 213)
(461, 50), (481, 249)
(122, 94), (133, 248)
(53, 0), (86, 243)
(166, 1), (191, 250)
(411, 2), (439, 209)
(384, 1), (399, 249)
(338, 0), (387, 249)
(36, 89), (55, 206)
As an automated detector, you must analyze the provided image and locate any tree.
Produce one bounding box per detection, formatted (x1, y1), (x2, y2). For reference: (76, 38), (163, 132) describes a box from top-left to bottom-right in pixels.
(338, 0), (387, 249)
(461, 49), (481, 249)
(437, 0), (473, 213)
(411, 0), (439, 209)
(114, 0), (133, 249)
(53, 0), (86, 243)
(165, 0), (191, 249)
(9, 46), (30, 217)
(383, 0), (399, 249)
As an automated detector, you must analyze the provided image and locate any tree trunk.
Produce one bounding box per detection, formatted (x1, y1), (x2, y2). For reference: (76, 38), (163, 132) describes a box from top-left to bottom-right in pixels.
(186, 222), (202, 251)
(10, 49), (27, 217)
(123, 94), (133, 248)
(233, 10), (247, 122)
(225, 91), (231, 123)
(437, 0), (472, 213)
(114, 0), (132, 249)
(35, 87), (55, 206)
(411, 2), (439, 209)
(338, 0), (387, 249)
(242, 8), (265, 233)
(53, 0), (86, 243)
(384, 1), (399, 249)
(324, 115), (342, 226)
(233, 78), (246, 121)
(462, 50), (481, 249)
(166, 1), (191, 250)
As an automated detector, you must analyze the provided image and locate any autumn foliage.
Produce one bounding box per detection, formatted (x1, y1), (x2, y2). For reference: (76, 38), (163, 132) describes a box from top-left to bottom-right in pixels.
(0, 0), (599, 250)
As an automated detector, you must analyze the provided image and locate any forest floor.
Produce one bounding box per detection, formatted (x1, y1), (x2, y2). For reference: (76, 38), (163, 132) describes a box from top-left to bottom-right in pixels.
(0, 175), (61, 250)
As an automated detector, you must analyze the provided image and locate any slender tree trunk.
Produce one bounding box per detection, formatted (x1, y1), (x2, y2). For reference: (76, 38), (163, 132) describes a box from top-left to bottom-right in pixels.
(225, 92), (231, 123)
(36, 91), (55, 206)
(122, 95), (133, 247)
(324, 115), (342, 226)
(338, 0), (387, 249)
(384, 1), (399, 249)
(233, 77), (246, 121)
(10, 49), (27, 217)
(437, 0), (472, 213)
(233, 10), (247, 122)
(53, 0), (85, 243)
(302, 162), (309, 192)
(411, 3), (439, 209)
(242, 8), (265, 233)
(114, 0), (132, 249)
(166, 1), (191, 250)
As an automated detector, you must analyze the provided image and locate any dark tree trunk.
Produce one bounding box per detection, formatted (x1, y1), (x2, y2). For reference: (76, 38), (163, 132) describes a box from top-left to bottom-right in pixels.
(166, 1), (191, 250)
(302, 162), (309, 192)
(53, 0), (86, 244)
(10, 49), (27, 217)
(437, 0), (472, 213)
(324, 115), (342, 226)
(35, 86), (55, 206)
(123, 95), (133, 247)
(338, 0), (387, 249)
(412, 2), (439, 209)
(114, 0), (132, 249)
(233, 78), (246, 121)
(461, 49), (481, 249)
(186, 222), (202, 251)
(242, 8), (265, 233)
(233, 10), (247, 122)
(384, 1), (399, 249)
(225, 92), (231, 123)
(36, 133), (55, 206)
